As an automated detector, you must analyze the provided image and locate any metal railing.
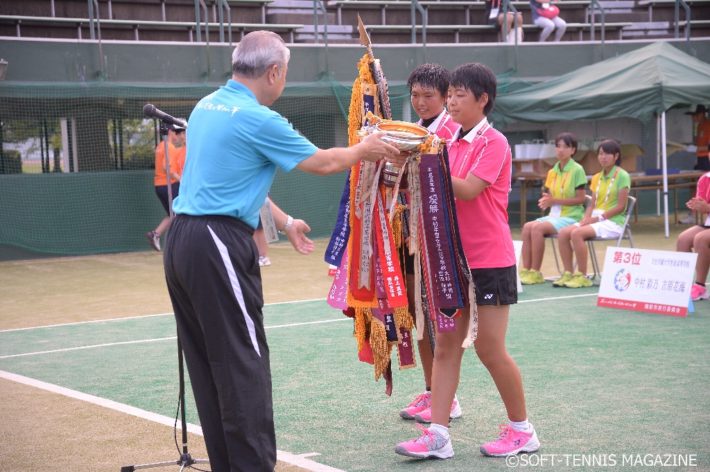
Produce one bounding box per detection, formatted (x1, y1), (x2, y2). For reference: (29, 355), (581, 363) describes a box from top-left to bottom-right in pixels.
(194, 0), (209, 43)
(217, 0), (233, 44)
(501, 0), (519, 70)
(87, 0), (106, 77)
(589, 0), (606, 56)
(411, 0), (427, 46)
(589, 0), (606, 43)
(674, 0), (691, 43)
(313, 0), (329, 46)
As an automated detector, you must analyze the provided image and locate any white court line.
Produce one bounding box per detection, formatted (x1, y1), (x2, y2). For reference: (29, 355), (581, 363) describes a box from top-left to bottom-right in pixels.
(0, 370), (346, 472)
(266, 318), (348, 329)
(0, 313), (174, 333)
(0, 293), (598, 360)
(0, 292), (597, 337)
(0, 293), (596, 469)
(0, 319), (350, 360)
(518, 293), (597, 304)
(0, 336), (177, 360)
(0, 298), (328, 333)
(1, 292), (596, 335)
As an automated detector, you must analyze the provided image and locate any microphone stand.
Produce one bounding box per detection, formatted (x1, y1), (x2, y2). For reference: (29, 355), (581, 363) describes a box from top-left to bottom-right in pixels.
(121, 119), (209, 472)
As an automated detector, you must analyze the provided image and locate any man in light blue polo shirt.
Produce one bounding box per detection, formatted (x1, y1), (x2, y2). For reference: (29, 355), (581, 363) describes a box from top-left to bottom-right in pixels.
(163, 30), (400, 472)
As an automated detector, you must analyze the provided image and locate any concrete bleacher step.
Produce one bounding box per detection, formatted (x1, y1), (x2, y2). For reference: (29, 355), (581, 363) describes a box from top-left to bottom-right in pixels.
(590, 11), (649, 23)
(596, 1), (635, 13)
(621, 21), (673, 38)
(267, 0), (340, 42)
(268, 11), (335, 24)
(294, 24), (354, 43)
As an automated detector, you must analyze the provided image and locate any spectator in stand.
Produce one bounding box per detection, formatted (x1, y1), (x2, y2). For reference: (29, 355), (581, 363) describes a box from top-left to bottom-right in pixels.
(519, 132), (587, 286)
(485, 0), (524, 44)
(676, 171), (710, 301)
(146, 123), (186, 252)
(529, 0), (567, 42)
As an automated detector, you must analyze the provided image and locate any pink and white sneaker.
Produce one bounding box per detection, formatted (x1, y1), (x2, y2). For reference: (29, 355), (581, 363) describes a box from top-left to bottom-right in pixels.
(480, 424), (541, 457)
(414, 395), (462, 423)
(394, 424), (454, 459)
(400, 391), (431, 420)
(691, 283), (709, 301)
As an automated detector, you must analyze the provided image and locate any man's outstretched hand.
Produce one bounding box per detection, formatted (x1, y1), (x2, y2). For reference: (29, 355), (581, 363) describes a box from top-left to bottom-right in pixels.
(285, 219), (315, 255)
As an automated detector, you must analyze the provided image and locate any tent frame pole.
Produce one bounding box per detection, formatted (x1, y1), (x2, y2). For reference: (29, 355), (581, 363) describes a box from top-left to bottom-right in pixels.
(661, 111), (670, 238)
(656, 115), (661, 215)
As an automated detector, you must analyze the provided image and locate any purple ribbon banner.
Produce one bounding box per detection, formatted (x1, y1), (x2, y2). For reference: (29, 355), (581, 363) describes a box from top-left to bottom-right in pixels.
(419, 154), (461, 311)
(324, 171), (351, 267)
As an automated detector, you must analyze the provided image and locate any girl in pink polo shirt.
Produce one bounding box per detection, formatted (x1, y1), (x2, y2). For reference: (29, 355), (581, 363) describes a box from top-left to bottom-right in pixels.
(398, 64), (465, 425)
(676, 171), (710, 301)
(396, 63), (539, 460)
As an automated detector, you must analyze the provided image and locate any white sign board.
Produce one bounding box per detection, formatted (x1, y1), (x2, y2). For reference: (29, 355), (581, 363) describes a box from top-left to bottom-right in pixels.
(259, 199), (279, 243)
(597, 247), (697, 317)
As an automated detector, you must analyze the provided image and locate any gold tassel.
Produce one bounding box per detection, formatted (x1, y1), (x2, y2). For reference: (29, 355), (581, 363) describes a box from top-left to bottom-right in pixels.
(394, 306), (413, 332)
(348, 54), (375, 147)
(354, 307), (369, 352)
(369, 318), (391, 380)
(391, 203), (405, 249)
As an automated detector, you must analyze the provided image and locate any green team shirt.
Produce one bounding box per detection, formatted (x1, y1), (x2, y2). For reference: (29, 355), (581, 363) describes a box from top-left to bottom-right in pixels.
(544, 160), (587, 220)
(590, 166), (631, 226)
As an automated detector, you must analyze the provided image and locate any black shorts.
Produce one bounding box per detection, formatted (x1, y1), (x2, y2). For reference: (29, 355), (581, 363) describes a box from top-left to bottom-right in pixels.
(155, 182), (180, 215)
(403, 250), (414, 275)
(470, 265), (518, 306)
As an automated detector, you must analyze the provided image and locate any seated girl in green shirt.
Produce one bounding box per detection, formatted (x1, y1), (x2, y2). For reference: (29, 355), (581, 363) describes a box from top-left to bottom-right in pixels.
(520, 132), (587, 285)
(556, 139), (631, 288)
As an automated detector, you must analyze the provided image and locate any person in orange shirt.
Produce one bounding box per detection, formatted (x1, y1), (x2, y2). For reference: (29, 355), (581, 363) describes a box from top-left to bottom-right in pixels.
(689, 105), (710, 171)
(146, 124), (186, 251)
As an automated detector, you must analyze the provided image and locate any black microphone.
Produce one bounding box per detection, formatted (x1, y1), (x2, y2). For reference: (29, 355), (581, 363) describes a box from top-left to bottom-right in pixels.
(143, 103), (187, 129)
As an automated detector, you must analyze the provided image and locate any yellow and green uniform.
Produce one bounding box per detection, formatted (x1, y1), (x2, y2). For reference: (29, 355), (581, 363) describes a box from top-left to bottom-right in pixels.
(590, 165), (631, 226)
(544, 160), (588, 220)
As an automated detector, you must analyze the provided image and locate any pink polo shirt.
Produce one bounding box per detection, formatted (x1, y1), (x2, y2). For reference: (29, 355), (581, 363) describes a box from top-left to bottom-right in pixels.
(696, 172), (710, 201)
(448, 118), (515, 269)
(418, 110), (461, 143)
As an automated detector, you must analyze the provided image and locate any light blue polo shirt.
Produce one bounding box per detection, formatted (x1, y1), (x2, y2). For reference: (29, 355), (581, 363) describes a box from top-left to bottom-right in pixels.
(173, 80), (318, 228)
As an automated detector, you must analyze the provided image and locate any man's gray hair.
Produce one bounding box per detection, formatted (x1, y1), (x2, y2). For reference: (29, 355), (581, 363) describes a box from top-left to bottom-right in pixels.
(231, 31), (290, 78)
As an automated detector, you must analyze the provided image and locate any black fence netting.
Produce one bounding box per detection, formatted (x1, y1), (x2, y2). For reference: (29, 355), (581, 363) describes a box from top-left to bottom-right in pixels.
(0, 80), (412, 257)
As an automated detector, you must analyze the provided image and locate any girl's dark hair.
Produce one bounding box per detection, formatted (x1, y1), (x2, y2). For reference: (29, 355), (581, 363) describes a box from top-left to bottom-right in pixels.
(598, 139), (621, 156)
(555, 132), (578, 154)
(407, 63), (451, 97)
(450, 63), (497, 116)
(598, 139), (622, 165)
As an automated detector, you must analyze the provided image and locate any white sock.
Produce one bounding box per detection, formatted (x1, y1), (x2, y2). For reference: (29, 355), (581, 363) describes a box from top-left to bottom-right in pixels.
(429, 423), (450, 439)
(510, 419), (532, 432)
(516, 27), (524, 43)
(506, 30), (516, 43)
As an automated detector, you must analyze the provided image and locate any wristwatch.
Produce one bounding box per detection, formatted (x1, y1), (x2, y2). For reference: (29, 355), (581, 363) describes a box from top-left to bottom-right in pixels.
(281, 215), (294, 233)
(598, 214), (606, 221)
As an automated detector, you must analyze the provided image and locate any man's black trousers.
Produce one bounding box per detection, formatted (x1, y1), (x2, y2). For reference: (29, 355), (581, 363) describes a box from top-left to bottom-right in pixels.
(164, 214), (275, 472)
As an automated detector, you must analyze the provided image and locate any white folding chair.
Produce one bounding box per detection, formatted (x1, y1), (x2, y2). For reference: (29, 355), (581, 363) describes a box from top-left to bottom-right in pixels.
(587, 195), (637, 283)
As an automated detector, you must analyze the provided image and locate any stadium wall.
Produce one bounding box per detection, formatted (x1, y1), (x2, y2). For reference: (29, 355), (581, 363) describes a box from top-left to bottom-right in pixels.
(1, 38), (709, 258)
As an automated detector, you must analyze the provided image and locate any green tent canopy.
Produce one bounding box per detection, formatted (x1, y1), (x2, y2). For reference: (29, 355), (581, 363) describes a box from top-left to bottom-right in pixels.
(495, 41), (710, 238)
(495, 41), (710, 124)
